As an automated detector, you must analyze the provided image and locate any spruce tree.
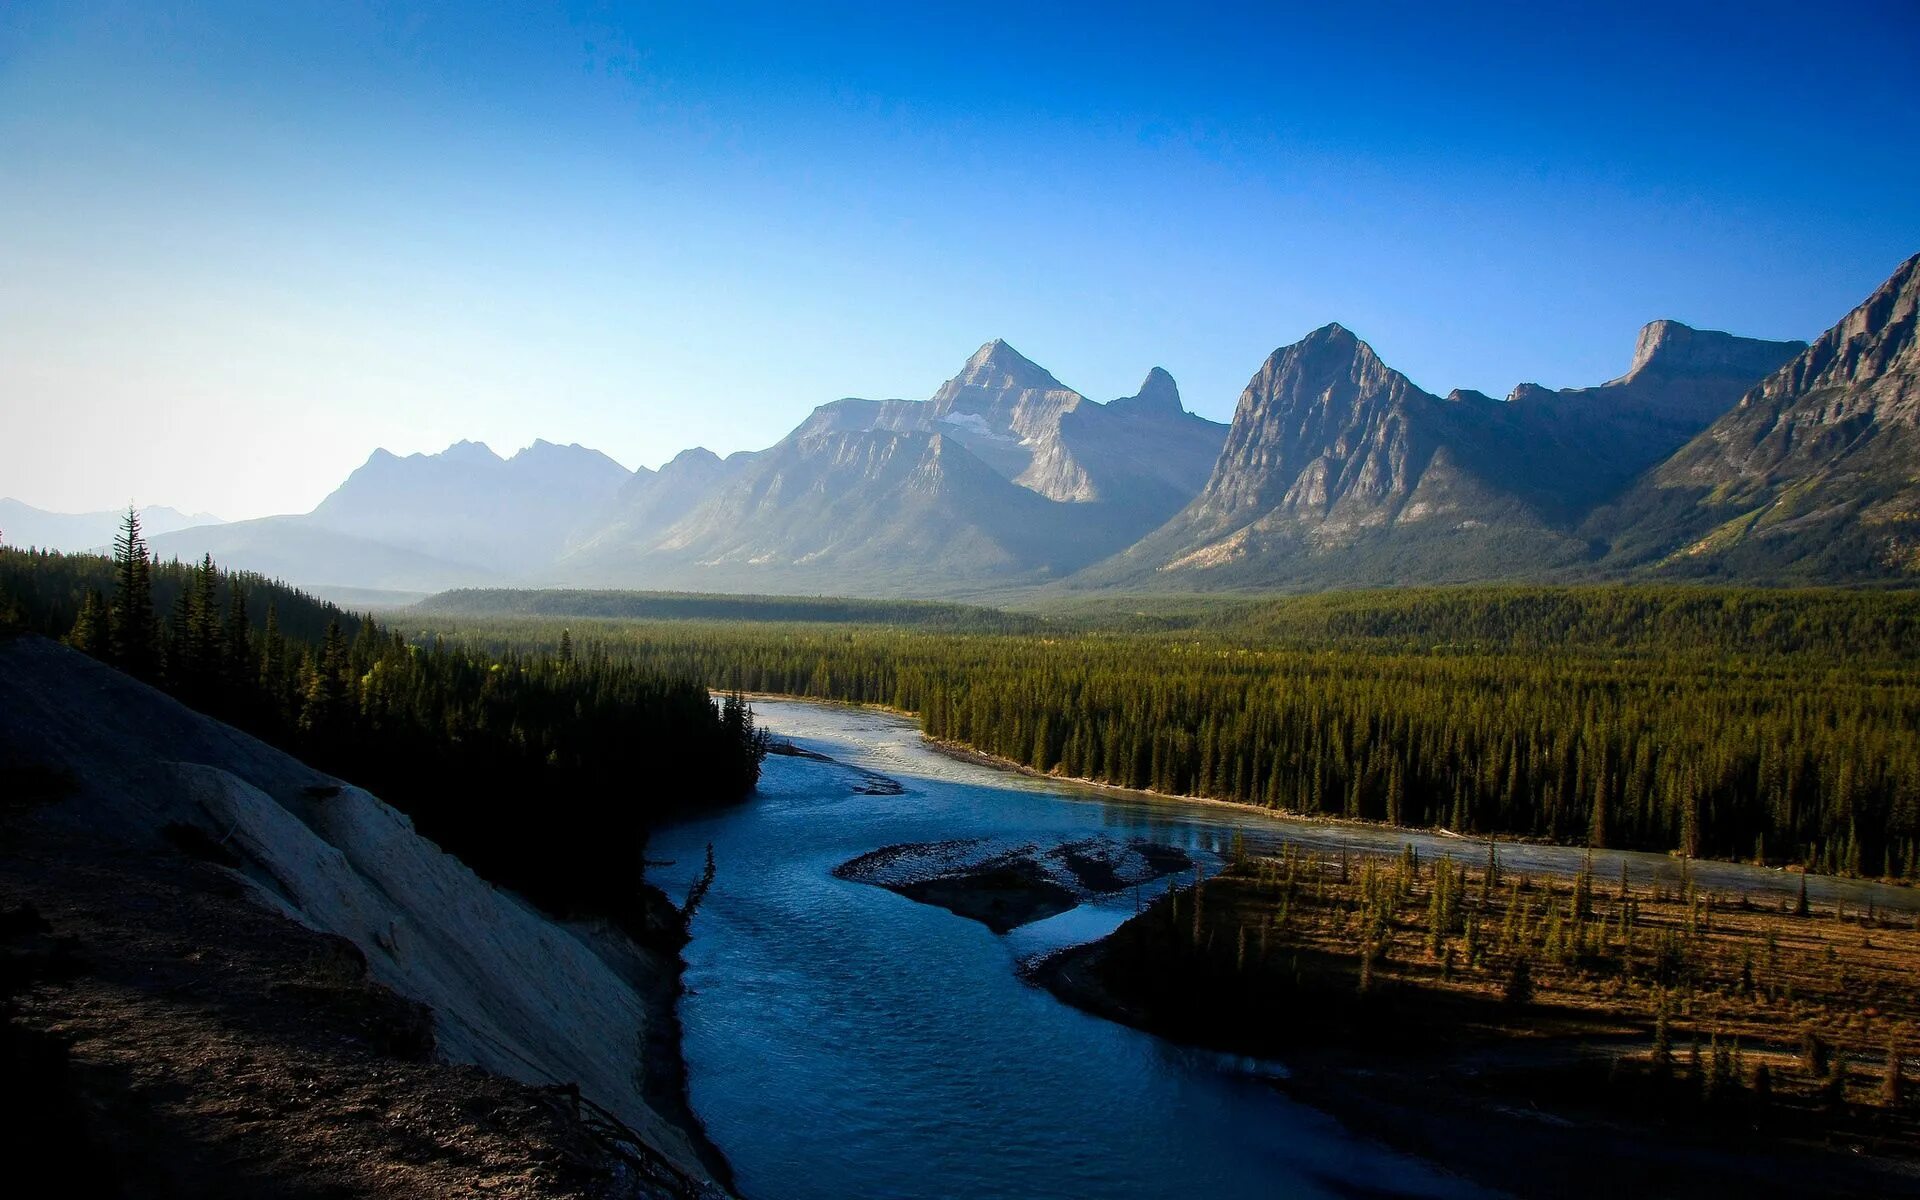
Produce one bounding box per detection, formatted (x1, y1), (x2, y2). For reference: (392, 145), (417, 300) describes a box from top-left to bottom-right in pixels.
(108, 505), (158, 678)
(1885, 1034), (1905, 1108)
(223, 581), (251, 689)
(68, 588), (110, 657)
(1503, 954), (1533, 1007)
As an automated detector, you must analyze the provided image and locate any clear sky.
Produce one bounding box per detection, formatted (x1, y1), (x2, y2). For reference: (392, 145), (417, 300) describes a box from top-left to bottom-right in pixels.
(3, 1), (1916, 519)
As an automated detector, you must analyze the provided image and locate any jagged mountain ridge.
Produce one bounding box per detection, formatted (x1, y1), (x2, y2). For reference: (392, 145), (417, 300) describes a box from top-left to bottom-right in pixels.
(1082, 315), (1807, 589)
(100, 255), (1917, 599)
(609, 427), (1149, 594)
(0, 500), (226, 554)
(1590, 253), (1920, 580)
(558, 342), (1228, 593)
(788, 340), (1227, 516)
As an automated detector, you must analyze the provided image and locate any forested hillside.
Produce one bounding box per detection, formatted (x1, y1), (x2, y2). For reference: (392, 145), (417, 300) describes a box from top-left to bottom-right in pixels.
(415, 587), (1042, 632)
(0, 517), (766, 924)
(425, 586), (1920, 881)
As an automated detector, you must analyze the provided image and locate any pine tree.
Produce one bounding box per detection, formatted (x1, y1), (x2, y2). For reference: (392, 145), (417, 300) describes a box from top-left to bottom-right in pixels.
(1652, 993), (1673, 1076)
(108, 506), (158, 678)
(301, 618), (351, 738)
(223, 580), (251, 689)
(68, 587), (110, 657)
(262, 601), (289, 711)
(1885, 1034), (1905, 1108)
(1504, 954), (1533, 1007)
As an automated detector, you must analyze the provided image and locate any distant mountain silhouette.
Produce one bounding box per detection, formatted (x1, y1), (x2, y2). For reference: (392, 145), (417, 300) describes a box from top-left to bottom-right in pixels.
(0, 500), (225, 554)
(308, 439), (630, 572)
(148, 516), (503, 595)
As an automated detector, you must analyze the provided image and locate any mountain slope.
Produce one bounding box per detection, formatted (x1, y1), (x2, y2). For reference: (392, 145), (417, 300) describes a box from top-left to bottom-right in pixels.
(1499, 321), (1805, 517)
(150, 516), (501, 595)
(309, 440), (631, 573)
(558, 341), (1229, 592)
(1076, 315), (1810, 591)
(1083, 325), (1586, 588)
(1592, 253), (1920, 580)
(555, 447), (754, 583)
(617, 429), (1135, 595)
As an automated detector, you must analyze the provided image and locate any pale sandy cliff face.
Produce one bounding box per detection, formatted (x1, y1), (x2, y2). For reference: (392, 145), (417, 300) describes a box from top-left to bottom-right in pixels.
(0, 637), (725, 1193)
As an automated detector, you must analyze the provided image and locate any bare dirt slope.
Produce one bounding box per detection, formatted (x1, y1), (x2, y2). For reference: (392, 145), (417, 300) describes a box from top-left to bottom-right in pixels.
(0, 635), (726, 1197)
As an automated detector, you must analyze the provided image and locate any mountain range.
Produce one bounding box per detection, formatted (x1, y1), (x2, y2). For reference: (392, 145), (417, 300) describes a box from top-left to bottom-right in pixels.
(27, 254), (1917, 599)
(0, 500), (226, 554)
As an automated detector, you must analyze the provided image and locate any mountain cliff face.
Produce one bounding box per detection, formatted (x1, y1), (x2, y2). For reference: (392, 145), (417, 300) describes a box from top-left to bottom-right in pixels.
(619, 428), (1134, 594)
(788, 340), (1226, 516)
(591, 342), (1228, 593)
(1591, 253), (1920, 580)
(1087, 316), (1806, 589)
(1090, 326), (1580, 586)
(1498, 321), (1806, 516)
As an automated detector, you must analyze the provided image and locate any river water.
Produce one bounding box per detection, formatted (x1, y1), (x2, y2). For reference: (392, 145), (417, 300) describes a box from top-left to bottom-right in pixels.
(649, 699), (1919, 1200)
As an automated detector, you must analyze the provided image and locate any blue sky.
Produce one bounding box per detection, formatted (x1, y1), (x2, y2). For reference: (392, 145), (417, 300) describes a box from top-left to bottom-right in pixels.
(3, 1), (1916, 518)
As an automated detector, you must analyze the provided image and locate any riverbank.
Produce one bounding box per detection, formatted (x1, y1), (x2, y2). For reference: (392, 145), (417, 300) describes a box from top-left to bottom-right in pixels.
(1029, 843), (1920, 1199)
(744, 690), (1917, 904)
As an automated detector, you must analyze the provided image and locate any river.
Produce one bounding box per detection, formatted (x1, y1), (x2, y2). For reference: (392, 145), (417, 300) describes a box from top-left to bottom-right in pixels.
(648, 698), (1920, 1200)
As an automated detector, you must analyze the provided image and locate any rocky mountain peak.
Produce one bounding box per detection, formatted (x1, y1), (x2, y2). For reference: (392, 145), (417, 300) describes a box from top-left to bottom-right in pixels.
(954, 339), (1063, 391)
(1108, 367), (1184, 418)
(1621, 320), (1808, 383)
(662, 446), (723, 471)
(1252, 323), (1396, 407)
(440, 440), (502, 466)
(1505, 383), (1557, 405)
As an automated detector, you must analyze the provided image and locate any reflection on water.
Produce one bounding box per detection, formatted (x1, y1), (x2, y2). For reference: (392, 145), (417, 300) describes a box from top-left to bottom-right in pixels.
(650, 699), (1914, 1200)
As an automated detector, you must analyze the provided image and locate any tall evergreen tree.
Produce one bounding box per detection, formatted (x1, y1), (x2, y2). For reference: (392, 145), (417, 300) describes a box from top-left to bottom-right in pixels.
(107, 506), (158, 678)
(68, 587), (110, 658)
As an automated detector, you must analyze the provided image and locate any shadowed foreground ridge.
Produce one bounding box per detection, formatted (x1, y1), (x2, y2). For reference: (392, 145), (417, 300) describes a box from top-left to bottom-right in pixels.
(0, 635), (730, 1198)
